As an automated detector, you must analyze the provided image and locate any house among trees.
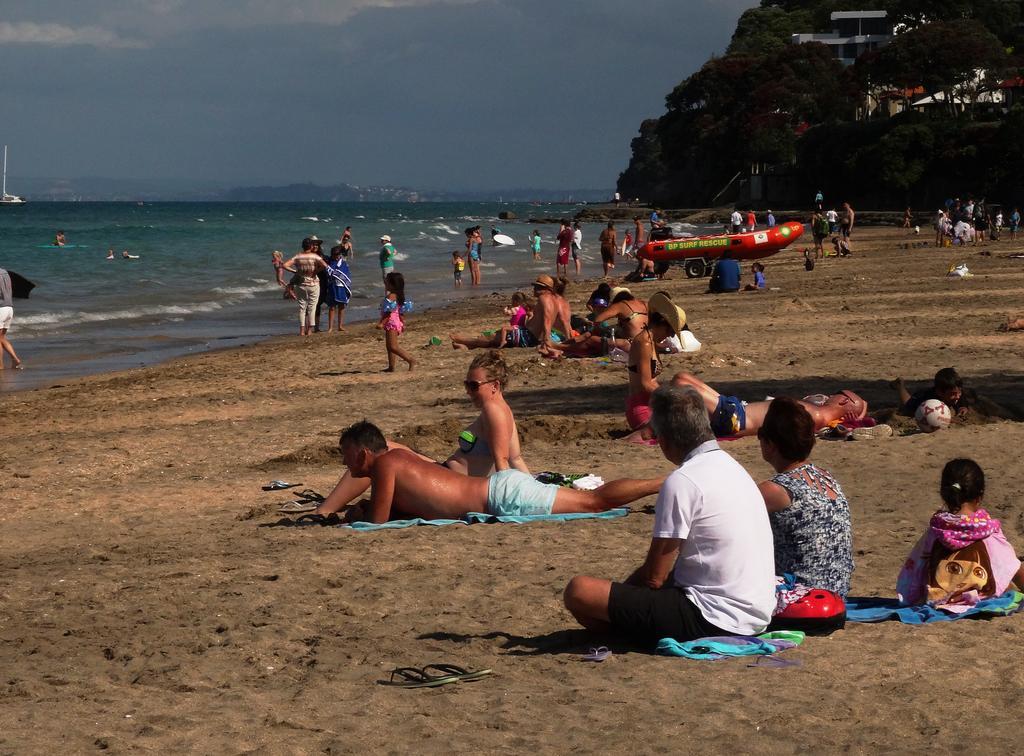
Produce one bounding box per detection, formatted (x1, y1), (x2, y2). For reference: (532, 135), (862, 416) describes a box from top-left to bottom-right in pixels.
(792, 11), (894, 66)
(616, 1), (1024, 209)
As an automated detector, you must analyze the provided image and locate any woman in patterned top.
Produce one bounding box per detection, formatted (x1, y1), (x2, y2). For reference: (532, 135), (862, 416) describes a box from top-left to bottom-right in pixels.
(756, 397), (854, 596)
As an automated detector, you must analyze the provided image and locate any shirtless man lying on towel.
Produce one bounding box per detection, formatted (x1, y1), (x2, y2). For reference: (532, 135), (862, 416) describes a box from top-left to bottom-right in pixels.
(670, 372), (867, 438)
(336, 420), (664, 524)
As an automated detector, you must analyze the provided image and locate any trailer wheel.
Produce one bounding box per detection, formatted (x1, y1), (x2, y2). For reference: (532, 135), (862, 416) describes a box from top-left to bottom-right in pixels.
(684, 259), (707, 278)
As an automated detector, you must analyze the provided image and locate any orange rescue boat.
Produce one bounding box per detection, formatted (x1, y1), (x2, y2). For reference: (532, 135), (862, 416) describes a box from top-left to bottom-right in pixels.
(639, 222), (804, 278)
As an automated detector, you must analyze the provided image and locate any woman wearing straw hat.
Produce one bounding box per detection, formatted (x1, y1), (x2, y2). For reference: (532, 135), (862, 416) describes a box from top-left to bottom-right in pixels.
(624, 292), (686, 441)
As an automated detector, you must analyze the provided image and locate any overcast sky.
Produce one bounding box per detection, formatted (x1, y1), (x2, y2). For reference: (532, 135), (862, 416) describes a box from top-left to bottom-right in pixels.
(0, 0), (752, 190)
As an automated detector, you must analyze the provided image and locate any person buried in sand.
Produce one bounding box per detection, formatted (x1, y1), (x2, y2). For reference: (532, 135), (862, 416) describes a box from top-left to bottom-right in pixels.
(562, 384), (776, 644)
(337, 421), (664, 524)
(890, 366), (973, 419)
(670, 372), (867, 438)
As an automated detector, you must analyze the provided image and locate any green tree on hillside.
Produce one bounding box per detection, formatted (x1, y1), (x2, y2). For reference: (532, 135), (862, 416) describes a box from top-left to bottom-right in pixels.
(619, 40), (853, 204)
(617, 1), (1024, 206)
(728, 6), (815, 55)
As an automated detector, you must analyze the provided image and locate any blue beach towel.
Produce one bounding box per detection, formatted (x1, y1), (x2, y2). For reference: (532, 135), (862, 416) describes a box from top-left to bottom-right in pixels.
(656, 630), (805, 660)
(337, 507), (630, 531)
(341, 517), (466, 531)
(845, 590), (1024, 624)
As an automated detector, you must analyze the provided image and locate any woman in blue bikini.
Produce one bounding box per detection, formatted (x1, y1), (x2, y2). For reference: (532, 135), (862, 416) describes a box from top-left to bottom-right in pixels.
(314, 351), (529, 516)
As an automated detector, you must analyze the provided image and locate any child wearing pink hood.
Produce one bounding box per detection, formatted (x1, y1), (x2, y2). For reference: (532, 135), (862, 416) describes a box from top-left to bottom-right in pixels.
(898, 459), (1024, 612)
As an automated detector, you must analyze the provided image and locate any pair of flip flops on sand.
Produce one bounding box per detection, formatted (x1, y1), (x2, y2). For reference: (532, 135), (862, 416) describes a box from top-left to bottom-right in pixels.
(378, 664), (492, 689)
(270, 485), (325, 514)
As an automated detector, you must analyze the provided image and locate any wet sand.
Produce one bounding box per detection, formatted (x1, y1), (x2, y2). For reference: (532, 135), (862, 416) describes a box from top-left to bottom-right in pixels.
(2, 227), (1023, 752)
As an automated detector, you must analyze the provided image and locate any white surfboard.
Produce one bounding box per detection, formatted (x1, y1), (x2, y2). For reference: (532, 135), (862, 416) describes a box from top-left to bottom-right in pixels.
(492, 233), (515, 246)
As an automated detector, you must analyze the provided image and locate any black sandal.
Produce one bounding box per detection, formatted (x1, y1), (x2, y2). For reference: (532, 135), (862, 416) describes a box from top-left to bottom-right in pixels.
(421, 663), (492, 682)
(377, 667), (460, 688)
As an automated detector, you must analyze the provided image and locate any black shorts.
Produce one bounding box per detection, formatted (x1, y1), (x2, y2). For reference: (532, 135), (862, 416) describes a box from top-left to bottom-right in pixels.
(608, 583), (730, 645)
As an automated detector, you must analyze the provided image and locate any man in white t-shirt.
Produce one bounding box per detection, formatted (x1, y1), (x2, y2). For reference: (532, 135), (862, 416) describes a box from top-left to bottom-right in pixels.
(730, 209), (743, 234)
(563, 383), (776, 644)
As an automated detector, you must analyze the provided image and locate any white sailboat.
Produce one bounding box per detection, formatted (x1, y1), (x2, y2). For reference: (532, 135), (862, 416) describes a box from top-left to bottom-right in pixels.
(1, 145), (26, 205)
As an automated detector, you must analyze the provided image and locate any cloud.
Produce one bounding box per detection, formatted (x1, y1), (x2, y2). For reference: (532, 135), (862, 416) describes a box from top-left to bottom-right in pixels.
(0, 21), (144, 48)
(1, 0), (483, 39)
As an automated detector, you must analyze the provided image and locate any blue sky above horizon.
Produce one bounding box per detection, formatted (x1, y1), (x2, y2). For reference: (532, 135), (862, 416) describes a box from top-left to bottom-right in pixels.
(0, 0), (752, 190)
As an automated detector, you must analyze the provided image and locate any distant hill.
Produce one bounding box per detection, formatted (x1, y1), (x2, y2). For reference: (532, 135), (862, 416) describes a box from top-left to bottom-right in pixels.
(11, 177), (612, 203)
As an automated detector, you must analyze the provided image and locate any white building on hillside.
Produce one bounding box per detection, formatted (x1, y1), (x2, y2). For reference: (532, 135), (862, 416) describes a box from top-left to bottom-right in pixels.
(792, 10), (893, 65)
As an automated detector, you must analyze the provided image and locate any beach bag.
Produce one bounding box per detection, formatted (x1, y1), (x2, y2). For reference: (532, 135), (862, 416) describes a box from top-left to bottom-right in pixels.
(770, 590), (846, 635)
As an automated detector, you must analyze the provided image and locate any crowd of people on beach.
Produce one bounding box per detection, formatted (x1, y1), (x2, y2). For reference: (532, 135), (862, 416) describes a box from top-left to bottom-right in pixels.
(931, 197), (1017, 247)
(292, 347), (1023, 646)
(263, 189), (1024, 651)
(273, 231), (355, 335)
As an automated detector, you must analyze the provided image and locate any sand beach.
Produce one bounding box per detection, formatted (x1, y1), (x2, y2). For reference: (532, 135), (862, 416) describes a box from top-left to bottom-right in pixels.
(2, 226), (1024, 753)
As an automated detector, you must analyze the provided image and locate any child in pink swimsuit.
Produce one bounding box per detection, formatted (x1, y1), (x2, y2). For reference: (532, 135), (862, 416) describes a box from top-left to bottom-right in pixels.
(378, 272), (414, 371)
(498, 292), (531, 348)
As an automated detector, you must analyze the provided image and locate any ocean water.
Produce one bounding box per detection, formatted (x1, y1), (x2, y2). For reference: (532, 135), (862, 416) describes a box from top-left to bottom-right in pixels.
(0, 201), (610, 390)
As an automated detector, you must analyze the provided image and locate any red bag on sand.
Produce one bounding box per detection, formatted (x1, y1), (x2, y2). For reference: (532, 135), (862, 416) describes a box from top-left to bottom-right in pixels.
(770, 589), (846, 635)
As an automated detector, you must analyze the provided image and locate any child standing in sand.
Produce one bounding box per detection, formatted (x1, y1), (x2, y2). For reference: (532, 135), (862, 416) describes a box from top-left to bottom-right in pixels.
(897, 459), (1024, 610)
(452, 250), (465, 288)
(378, 272), (415, 372)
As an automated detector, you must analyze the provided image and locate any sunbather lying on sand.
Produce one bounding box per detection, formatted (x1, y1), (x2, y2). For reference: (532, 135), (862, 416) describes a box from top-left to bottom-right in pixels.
(671, 372), (867, 438)
(314, 351), (528, 515)
(338, 421), (664, 523)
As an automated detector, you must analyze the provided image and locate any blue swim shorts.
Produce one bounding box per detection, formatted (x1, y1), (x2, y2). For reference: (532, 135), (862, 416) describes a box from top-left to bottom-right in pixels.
(487, 469), (558, 516)
(710, 394), (746, 437)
